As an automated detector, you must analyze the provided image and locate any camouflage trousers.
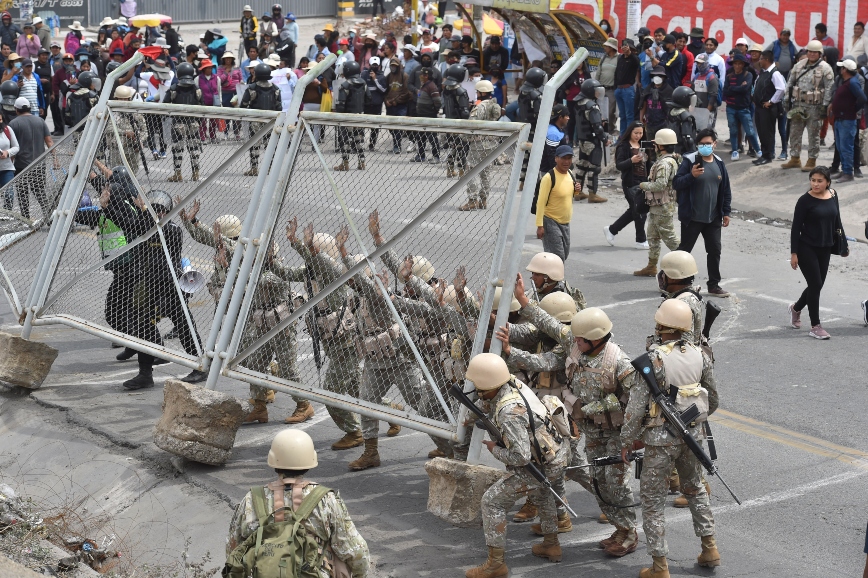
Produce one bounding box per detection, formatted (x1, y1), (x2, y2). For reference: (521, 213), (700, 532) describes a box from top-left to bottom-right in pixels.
(584, 431), (637, 530)
(647, 204), (680, 265)
(171, 122), (201, 173)
(641, 441), (715, 557)
(445, 135), (468, 172)
(482, 467), (562, 548)
(239, 311), (300, 404)
(788, 105), (824, 160)
(338, 127), (365, 163)
(359, 360), (424, 439)
(575, 139), (603, 196)
(249, 125), (270, 171)
(320, 341), (362, 433)
(466, 146), (494, 203)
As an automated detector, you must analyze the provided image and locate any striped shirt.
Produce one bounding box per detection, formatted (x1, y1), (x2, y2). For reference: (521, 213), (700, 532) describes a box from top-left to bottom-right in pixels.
(18, 76), (39, 112)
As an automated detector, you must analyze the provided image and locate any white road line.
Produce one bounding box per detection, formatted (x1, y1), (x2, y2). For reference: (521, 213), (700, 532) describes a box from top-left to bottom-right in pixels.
(750, 292), (835, 312)
(718, 277), (748, 285)
(597, 296), (660, 310)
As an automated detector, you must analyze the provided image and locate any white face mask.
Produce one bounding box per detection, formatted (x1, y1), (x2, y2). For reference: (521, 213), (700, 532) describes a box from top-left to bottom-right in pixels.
(601, 24), (609, 31)
(652, 76), (664, 85)
(472, 75), (482, 82)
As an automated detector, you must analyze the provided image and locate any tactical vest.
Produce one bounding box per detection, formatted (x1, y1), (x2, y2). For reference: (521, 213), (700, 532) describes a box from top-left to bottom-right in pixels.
(249, 82), (278, 111)
(168, 85), (200, 106)
(68, 91), (94, 125)
(574, 97), (596, 142)
(442, 86), (469, 119)
(340, 79), (367, 114)
(518, 86), (541, 125)
(564, 342), (627, 431)
(494, 381), (563, 465)
(667, 109), (696, 150)
(646, 341), (709, 427)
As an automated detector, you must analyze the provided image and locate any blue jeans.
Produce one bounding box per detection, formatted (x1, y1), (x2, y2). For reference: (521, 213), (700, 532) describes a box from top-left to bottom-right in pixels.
(1, 169), (15, 210)
(614, 86), (636, 130)
(385, 104), (408, 147)
(504, 100), (520, 121)
(726, 107), (761, 154)
(834, 119), (857, 174)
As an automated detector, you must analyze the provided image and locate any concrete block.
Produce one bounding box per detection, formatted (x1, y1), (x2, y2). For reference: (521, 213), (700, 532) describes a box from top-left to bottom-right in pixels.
(0, 332), (59, 389)
(153, 379), (249, 466)
(424, 457), (507, 528)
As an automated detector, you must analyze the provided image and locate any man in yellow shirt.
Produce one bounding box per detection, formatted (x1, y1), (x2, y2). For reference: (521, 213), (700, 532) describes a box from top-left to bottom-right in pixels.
(535, 144), (580, 261)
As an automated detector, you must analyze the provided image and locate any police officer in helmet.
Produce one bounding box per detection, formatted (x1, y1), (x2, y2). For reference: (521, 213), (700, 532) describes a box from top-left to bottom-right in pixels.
(65, 71), (98, 136)
(240, 61), (282, 176)
(574, 78), (609, 203)
(518, 67), (547, 186)
(442, 63), (471, 178)
(333, 60), (370, 171)
(165, 62), (204, 183)
(0, 80), (19, 124)
(667, 86), (697, 153)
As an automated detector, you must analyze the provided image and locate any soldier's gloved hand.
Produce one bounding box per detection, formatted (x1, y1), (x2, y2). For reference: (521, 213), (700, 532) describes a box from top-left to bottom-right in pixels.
(145, 95), (155, 102)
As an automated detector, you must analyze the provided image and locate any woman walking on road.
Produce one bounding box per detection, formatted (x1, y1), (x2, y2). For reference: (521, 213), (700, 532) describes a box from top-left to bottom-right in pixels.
(604, 121), (652, 248)
(789, 166), (849, 339)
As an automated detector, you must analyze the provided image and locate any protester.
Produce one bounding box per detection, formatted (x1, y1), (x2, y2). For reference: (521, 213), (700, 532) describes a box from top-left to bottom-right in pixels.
(723, 53), (761, 161)
(9, 97), (52, 219)
(482, 35), (509, 72)
(13, 59), (45, 116)
(32, 17), (50, 50)
(605, 121), (651, 249)
(536, 145), (579, 261)
(0, 12), (22, 49)
(65, 21), (84, 55)
(827, 59), (867, 183)
(384, 60), (411, 153)
(814, 23), (835, 48)
(789, 166), (848, 339)
(675, 33), (695, 86)
(0, 110), (18, 207)
(594, 37), (619, 132)
(691, 53), (719, 130)
(16, 23), (41, 59)
(639, 66), (672, 139)
(657, 34), (685, 89)
(752, 51), (787, 165)
(612, 39), (639, 131)
(686, 28), (705, 57)
(412, 67), (440, 163)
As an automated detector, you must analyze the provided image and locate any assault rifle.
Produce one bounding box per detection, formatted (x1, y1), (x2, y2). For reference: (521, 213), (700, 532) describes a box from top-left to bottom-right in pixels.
(702, 301), (722, 339)
(631, 353), (741, 504)
(449, 384), (577, 517)
(566, 451), (643, 508)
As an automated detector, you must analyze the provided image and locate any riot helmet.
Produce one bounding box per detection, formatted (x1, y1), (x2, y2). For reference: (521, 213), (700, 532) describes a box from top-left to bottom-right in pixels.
(343, 60), (361, 79)
(254, 62), (272, 82)
(445, 63), (467, 84)
(524, 67), (547, 88)
(1, 80), (19, 106)
(580, 78), (604, 100)
(176, 62), (196, 86)
(672, 85), (696, 109)
(146, 189), (174, 214)
(77, 71), (95, 89)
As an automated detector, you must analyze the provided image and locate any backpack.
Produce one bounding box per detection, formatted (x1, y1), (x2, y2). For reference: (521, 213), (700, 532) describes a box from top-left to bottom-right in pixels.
(531, 168), (576, 215)
(222, 482), (332, 578)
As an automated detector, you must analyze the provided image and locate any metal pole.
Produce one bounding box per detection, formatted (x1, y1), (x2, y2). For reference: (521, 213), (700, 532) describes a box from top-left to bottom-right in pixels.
(286, 54), (338, 125)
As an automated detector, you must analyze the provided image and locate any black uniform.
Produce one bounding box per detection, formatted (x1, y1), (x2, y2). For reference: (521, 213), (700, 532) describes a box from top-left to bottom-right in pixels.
(517, 82), (542, 185)
(442, 81), (471, 175)
(666, 108), (697, 154)
(574, 95), (607, 196)
(240, 80), (282, 173)
(165, 84), (204, 177)
(334, 76), (371, 165)
(362, 66), (387, 148)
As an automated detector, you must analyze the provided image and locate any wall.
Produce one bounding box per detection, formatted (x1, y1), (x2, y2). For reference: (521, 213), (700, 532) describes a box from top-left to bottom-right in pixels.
(88, 0), (335, 26)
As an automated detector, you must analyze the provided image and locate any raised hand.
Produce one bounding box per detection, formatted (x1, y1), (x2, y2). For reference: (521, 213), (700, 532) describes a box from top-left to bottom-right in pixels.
(303, 222), (315, 248)
(453, 265), (467, 297)
(494, 325), (511, 356)
(286, 217), (298, 243)
(434, 278), (447, 306)
(335, 224), (350, 250)
(215, 241), (228, 268)
(187, 198), (201, 221)
(513, 272), (525, 300)
(176, 195), (187, 221)
(368, 209), (380, 239)
(399, 254), (414, 282)
(212, 222), (223, 244)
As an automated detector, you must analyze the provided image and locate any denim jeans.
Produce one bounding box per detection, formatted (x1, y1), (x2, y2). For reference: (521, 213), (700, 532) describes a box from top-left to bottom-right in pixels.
(833, 119), (857, 174)
(614, 86), (636, 131)
(726, 107), (761, 154)
(504, 100), (520, 121)
(1, 169), (15, 210)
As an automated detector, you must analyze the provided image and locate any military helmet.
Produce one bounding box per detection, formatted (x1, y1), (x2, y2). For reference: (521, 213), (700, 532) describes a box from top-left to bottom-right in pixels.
(1, 80), (19, 105)
(215, 214), (242, 238)
(526, 252), (564, 281)
(539, 291), (577, 323)
(113, 85), (135, 100)
(475, 79), (494, 93)
(312, 232), (341, 262)
(254, 62), (272, 82)
(412, 256), (435, 282)
(78, 71), (95, 89)
(465, 352), (511, 391)
(672, 85), (696, 108)
(654, 128), (678, 146)
(660, 250), (698, 280)
(580, 78), (603, 99)
(805, 39), (824, 52)
(266, 428), (318, 470)
(444, 284), (476, 308)
(524, 67), (547, 88)
(445, 63), (467, 83)
(343, 60), (361, 78)
(493, 286), (520, 313)
(655, 298), (692, 332)
(146, 189), (173, 213)
(570, 307), (612, 341)
(349, 254), (373, 278)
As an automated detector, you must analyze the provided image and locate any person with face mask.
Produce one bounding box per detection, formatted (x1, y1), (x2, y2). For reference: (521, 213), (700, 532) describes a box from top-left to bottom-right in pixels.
(362, 56), (386, 150)
(639, 66), (673, 139)
(599, 19), (613, 37)
(691, 53), (719, 130)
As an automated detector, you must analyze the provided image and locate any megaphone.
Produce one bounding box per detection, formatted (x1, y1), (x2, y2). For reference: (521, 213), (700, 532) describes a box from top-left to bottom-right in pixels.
(180, 266), (206, 294)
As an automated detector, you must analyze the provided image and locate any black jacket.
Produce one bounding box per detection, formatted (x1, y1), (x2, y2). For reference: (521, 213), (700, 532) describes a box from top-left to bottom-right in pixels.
(673, 152), (732, 222)
(614, 140), (652, 189)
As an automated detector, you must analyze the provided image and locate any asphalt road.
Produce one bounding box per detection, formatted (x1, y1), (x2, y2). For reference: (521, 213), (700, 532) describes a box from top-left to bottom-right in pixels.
(1, 128), (867, 577)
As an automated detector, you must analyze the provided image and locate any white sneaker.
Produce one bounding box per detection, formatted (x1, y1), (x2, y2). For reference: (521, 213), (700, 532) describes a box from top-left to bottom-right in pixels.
(603, 226), (616, 246)
(635, 241), (649, 249)
(731, 151), (740, 161)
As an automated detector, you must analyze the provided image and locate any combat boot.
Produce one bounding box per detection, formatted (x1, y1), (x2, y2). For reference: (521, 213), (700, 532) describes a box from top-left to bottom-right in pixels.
(531, 533), (562, 562)
(512, 501), (537, 522)
(800, 158), (817, 171)
(605, 527), (638, 557)
(334, 160), (350, 171)
(285, 401), (314, 424)
(331, 431), (364, 450)
(531, 512), (572, 535)
(781, 156), (801, 169)
(122, 371), (154, 390)
(243, 167), (258, 176)
(639, 556), (670, 578)
(348, 438), (381, 470)
(167, 170), (183, 182)
(588, 192), (608, 203)
(598, 512), (609, 524)
(465, 546), (508, 578)
(459, 200), (482, 211)
(668, 472), (680, 494)
(598, 527), (624, 549)
(243, 399), (268, 424)
(428, 446), (454, 459)
(633, 261), (657, 277)
(386, 423), (401, 436)
(458, 168), (466, 178)
(265, 389), (275, 404)
(358, 160), (366, 170)
(697, 535), (721, 567)
(446, 166), (456, 178)
(574, 189), (589, 201)
(191, 169), (200, 181)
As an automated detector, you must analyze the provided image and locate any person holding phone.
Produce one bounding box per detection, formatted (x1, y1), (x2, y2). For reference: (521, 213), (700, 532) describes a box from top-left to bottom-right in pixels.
(605, 121), (652, 248)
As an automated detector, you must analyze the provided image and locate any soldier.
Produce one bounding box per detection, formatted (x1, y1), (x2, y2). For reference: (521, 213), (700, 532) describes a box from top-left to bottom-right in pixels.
(225, 429), (371, 576)
(525, 251), (586, 311)
(517, 66), (546, 188)
(64, 70), (97, 139)
(442, 63), (471, 179)
(573, 78), (609, 203)
(620, 299), (720, 577)
(333, 60), (370, 171)
(782, 40), (835, 171)
(499, 298), (640, 558)
(0, 79), (19, 124)
(165, 63), (203, 183)
(666, 86), (697, 154)
(464, 353), (569, 578)
(95, 86), (143, 175)
(178, 202), (242, 306)
(460, 79), (502, 211)
(633, 128), (681, 277)
(240, 62), (282, 176)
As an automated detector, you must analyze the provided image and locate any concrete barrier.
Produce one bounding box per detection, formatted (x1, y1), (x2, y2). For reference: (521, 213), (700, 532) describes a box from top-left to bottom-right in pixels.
(424, 457), (507, 528)
(0, 333), (59, 389)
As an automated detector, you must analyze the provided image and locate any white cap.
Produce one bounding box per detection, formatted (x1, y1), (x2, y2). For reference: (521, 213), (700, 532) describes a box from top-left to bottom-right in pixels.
(14, 97), (30, 110)
(402, 44), (417, 54)
(243, 4), (253, 10)
(838, 59), (857, 71)
(369, 56), (380, 65)
(246, 59), (261, 68)
(735, 37), (749, 46)
(32, 16), (43, 25)
(154, 38), (168, 47)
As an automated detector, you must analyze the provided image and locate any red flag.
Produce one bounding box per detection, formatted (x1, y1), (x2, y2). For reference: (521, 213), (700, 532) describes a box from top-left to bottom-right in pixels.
(138, 46), (163, 60)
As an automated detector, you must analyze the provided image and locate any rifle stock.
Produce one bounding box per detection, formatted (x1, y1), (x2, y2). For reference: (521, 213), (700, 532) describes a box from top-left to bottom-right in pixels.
(702, 301), (722, 339)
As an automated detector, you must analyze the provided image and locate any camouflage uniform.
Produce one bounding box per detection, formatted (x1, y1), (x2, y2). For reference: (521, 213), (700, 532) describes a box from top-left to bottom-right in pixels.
(507, 304), (638, 532)
(227, 477), (370, 577)
(640, 153), (681, 265)
(620, 340), (719, 558)
(648, 285), (704, 348)
(181, 219), (235, 305)
(466, 97), (503, 205)
(785, 58), (835, 160)
(480, 381), (569, 548)
(99, 109), (143, 174)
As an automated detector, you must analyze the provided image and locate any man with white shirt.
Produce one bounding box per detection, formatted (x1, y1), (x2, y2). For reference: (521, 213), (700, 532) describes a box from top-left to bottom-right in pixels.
(752, 51), (787, 165)
(846, 22), (867, 59)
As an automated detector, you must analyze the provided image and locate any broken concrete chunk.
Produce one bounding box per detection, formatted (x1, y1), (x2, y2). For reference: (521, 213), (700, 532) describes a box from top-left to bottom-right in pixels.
(0, 333), (59, 389)
(424, 457), (508, 528)
(153, 379), (248, 466)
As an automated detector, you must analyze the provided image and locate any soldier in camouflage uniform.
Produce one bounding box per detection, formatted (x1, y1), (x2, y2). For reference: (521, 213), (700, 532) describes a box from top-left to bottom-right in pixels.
(500, 298), (640, 558)
(620, 299), (720, 578)
(460, 80), (503, 211)
(178, 201), (241, 306)
(634, 128), (681, 277)
(464, 353), (568, 578)
(226, 429), (370, 577)
(782, 40), (835, 171)
(524, 251), (587, 311)
(96, 85), (143, 175)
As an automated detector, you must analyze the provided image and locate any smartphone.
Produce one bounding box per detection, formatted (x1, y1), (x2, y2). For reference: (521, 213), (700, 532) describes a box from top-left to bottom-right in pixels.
(640, 140), (654, 149)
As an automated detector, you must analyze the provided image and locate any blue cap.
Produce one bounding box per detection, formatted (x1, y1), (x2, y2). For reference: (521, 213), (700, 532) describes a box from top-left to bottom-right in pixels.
(287, 12), (296, 20)
(555, 144), (574, 158)
(732, 52), (750, 64)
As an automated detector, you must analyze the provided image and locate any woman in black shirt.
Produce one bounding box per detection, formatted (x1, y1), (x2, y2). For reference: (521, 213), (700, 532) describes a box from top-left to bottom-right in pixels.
(604, 121), (653, 247)
(788, 166), (848, 339)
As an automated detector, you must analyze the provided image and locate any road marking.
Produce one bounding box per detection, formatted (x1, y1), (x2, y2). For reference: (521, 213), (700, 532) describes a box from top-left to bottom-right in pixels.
(717, 277), (748, 285)
(749, 291), (835, 313)
(597, 296), (660, 310)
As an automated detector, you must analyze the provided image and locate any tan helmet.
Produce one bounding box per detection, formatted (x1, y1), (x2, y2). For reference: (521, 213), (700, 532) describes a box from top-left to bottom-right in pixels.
(412, 256), (436, 282)
(444, 284), (476, 308)
(349, 254), (373, 278)
(113, 85), (136, 100)
(215, 214), (242, 238)
(465, 352), (511, 391)
(266, 428), (318, 470)
(493, 286), (520, 312)
(654, 298), (693, 332)
(526, 252), (564, 281)
(806, 39), (824, 52)
(654, 128), (678, 146)
(312, 232), (340, 262)
(660, 250), (698, 280)
(475, 79), (494, 93)
(570, 307), (612, 340)
(539, 291), (577, 323)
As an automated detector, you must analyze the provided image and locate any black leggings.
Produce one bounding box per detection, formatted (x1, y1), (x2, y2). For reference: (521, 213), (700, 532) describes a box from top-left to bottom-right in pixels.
(794, 242), (832, 327)
(609, 183), (647, 242)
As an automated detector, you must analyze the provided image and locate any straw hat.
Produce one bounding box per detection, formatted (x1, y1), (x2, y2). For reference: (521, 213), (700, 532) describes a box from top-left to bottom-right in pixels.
(68, 21), (84, 31)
